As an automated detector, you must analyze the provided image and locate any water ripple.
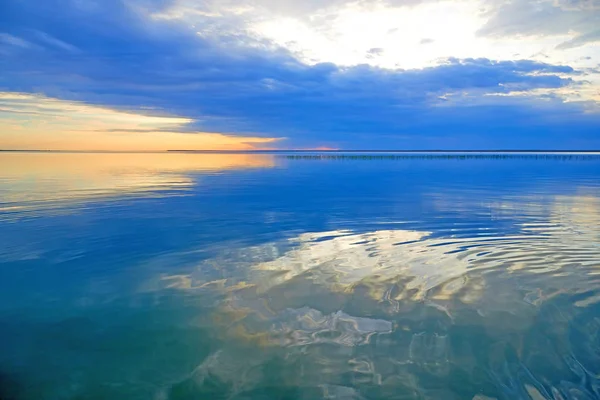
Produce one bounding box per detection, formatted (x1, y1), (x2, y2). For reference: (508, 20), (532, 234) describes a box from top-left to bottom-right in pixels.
(152, 195), (600, 399)
(2, 153), (600, 399)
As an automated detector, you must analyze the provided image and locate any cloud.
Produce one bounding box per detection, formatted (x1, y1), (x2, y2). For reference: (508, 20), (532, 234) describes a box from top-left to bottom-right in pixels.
(0, 33), (32, 48)
(553, 0), (600, 11)
(366, 47), (385, 58)
(34, 31), (80, 53)
(477, 0), (600, 45)
(152, 0), (427, 21)
(150, 0), (599, 72)
(1, 0), (599, 149)
(557, 29), (600, 50)
(0, 93), (280, 150)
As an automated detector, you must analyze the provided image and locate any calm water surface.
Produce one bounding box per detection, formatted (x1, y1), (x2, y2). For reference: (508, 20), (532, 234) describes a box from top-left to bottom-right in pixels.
(1, 152), (600, 399)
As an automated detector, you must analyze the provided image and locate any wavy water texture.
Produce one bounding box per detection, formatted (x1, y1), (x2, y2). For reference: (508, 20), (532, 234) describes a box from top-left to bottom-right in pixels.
(0, 152), (276, 219)
(151, 192), (600, 399)
(1, 153), (600, 400)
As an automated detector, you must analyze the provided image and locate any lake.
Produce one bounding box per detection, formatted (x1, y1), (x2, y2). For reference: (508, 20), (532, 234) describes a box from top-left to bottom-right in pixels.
(1, 152), (600, 400)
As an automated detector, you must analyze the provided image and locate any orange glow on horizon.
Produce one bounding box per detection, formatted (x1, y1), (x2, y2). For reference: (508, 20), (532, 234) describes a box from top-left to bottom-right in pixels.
(309, 146), (339, 151)
(0, 92), (283, 151)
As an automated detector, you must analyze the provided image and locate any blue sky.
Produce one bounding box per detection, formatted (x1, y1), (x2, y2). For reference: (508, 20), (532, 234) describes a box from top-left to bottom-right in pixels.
(1, 0), (599, 150)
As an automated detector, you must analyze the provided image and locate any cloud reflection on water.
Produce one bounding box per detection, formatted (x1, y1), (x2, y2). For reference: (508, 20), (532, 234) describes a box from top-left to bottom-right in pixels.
(150, 191), (600, 399)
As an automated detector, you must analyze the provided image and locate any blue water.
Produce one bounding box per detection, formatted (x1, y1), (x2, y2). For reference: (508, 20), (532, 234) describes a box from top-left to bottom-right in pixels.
(1, 152), (600, 399)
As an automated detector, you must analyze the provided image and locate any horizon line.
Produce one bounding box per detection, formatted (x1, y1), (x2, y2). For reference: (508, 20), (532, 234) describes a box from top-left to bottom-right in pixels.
(2, 149), (600, 154)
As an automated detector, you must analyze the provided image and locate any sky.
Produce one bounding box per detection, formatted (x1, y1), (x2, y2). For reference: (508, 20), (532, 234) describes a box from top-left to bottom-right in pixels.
(1, 0), (600, 150)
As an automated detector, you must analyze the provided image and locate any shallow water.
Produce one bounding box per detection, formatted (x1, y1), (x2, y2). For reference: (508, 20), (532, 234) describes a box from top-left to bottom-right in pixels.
(1, 152), (600, 400)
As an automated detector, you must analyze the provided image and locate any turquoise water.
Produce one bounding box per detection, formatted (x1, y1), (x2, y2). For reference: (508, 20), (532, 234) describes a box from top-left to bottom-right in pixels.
(1, 152), (600, 399)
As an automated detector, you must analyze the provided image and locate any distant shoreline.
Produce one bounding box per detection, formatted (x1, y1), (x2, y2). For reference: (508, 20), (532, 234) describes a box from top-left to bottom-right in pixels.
(2, 149), (600, 154)
(168, 149), (600, 154)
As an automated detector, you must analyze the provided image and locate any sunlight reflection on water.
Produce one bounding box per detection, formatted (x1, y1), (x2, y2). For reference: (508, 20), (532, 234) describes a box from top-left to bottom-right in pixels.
(0, 152), (276, 219)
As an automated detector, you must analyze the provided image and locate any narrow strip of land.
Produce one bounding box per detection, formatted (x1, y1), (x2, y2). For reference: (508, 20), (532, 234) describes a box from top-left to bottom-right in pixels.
(1, 149), (599, 154)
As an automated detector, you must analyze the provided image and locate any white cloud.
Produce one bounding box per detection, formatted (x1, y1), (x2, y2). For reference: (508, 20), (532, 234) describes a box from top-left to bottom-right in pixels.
(144, 0), (600, 108)
(147, 0), (599, 71)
